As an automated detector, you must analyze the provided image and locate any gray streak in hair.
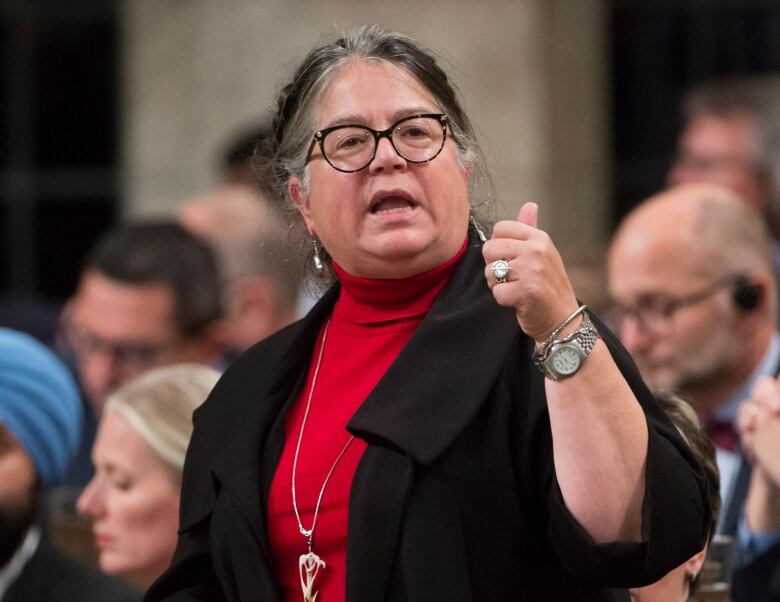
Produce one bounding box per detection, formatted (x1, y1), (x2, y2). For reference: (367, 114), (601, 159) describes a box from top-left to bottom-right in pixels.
(259, 25), (497, 287)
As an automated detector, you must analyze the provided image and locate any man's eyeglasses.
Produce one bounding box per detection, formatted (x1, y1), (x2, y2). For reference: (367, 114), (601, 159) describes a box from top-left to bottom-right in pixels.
(64, 322), (171, 371)
(307, 113), (448, 173)
(608, 274), (747, 336)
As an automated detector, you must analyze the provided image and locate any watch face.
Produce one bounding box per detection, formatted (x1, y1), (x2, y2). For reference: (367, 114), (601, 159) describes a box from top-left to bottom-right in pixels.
(550, 344), (582, 376)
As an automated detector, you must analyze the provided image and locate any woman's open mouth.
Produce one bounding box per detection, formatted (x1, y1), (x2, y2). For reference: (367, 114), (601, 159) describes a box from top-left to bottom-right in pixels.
(369, 190), (417, 215)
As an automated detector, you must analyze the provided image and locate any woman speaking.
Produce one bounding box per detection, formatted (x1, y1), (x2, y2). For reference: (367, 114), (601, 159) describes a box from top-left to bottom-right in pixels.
(146, 26), (710, 601)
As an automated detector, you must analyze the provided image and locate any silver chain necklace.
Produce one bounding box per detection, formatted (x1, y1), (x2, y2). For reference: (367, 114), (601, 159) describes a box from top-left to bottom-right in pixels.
(291, 319), (355, 602)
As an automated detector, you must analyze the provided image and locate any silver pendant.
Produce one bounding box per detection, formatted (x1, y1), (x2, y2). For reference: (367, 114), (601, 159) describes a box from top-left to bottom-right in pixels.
(299, 551), (326, 602)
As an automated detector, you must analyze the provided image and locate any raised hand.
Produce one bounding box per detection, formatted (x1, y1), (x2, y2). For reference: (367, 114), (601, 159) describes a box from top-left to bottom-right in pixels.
(483, 202), (579, 342)
(740, 376), (780, 485)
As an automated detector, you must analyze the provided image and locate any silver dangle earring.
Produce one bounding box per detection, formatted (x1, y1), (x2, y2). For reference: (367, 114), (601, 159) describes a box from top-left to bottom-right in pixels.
(312, 238), (324, 277)
(471, 214), (487, 243)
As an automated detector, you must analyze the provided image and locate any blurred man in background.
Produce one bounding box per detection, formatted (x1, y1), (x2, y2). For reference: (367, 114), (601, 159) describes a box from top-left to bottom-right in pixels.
(0, 328), (139, 601)
(668, 74), (780, 282)
(608, 182), (780, 599)
(61, 221), (224, 486)
(219, 120), (275, 188)
(177, 184), (301, 357)
(607, 183), (777, 538)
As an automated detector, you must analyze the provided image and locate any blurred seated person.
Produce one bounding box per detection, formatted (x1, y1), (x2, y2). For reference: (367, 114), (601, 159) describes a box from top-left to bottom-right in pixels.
(0, 328), (140, 601)
(607, 183), (778, 538)
(628, 392), (721, 602)
(77, 363), (219, 591)
(732, 376), (780, 602)
(220, 119), (275, 187)
(667, 74), (780, 311)
(668, 75), (780, 224)
(177, 184), (302, 355)
(60, 221), (225, 486)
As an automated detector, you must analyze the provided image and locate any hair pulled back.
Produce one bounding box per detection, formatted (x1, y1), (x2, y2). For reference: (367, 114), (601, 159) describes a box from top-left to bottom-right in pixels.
(260, 25), (496, 283)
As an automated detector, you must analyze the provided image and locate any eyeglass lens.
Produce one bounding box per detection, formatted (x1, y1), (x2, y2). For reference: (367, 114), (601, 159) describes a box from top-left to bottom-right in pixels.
(66, 324), (164, 367)
(320, 115), (445, 172)
(610, 275), (740, 335)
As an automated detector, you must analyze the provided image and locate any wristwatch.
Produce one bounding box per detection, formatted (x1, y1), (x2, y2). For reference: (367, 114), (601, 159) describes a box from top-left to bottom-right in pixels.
(533, 311), (600, 381)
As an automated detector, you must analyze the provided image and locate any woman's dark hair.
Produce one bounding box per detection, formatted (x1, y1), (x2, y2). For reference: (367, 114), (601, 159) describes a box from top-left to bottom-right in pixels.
(259, 25), (496, 284)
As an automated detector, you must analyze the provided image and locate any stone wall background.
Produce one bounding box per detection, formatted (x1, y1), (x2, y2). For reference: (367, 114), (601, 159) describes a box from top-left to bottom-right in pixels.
(120, 0), (610, 251)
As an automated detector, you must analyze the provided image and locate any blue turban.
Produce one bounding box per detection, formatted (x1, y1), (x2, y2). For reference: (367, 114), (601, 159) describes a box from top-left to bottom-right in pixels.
(0, 328), (83, 486)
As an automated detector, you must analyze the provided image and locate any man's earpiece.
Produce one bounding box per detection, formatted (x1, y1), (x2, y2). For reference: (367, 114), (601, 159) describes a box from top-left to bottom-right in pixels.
(733, 275), (761, 310)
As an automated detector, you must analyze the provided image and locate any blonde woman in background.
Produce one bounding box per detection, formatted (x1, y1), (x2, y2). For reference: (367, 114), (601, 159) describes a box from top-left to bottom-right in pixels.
(77, 364), (220, 591)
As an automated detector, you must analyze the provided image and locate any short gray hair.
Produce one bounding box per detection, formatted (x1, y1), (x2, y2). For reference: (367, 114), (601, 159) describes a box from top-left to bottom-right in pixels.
(178, 185), (302, 311)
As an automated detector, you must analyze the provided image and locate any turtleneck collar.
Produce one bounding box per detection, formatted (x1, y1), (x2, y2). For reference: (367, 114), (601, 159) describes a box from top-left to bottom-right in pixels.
(332, 239), (468, 326)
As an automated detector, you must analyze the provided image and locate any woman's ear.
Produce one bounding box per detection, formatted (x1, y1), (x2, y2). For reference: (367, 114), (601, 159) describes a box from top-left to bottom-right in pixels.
(289, 177), (316, 235)
(684, 545), (708, 580)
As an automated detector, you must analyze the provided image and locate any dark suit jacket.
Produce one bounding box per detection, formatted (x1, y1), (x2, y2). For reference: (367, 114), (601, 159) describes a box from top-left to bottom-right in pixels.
(4, 539), (141, 602)
(146, 241), (711, 601)
(733, 539), (780, 601)
(718, 340), (780, 538)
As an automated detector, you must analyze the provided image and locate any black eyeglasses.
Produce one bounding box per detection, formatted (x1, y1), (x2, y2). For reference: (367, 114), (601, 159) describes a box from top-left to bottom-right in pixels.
(64, 321), (174, 371)
(307, 113), (448, 173)
(608, 274), (745, 336)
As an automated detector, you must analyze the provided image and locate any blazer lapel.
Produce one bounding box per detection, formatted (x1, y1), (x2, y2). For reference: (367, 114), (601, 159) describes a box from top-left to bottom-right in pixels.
(347, 239), (522, 465)
(345, 239), (525, 600)
(210, 388), (289, 546)
(209, 289), (339, 550)
(347, 446), (415, 602)
(203, 240), (526, 600)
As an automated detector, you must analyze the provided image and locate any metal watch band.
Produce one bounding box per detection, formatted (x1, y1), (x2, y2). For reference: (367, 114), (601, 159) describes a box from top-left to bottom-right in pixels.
(532, 311), (600, 379)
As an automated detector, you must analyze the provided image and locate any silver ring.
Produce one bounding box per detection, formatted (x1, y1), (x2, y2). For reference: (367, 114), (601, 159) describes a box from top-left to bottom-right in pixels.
(491, 259), (511, 283)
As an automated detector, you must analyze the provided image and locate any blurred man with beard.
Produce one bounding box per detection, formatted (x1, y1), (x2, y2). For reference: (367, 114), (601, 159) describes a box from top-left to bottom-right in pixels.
(0, 328), (139, 601)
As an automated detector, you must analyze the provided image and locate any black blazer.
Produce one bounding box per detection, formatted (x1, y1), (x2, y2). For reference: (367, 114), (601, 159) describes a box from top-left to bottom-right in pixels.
(4, 539), (141, 602)
(146, 241), (711, 601)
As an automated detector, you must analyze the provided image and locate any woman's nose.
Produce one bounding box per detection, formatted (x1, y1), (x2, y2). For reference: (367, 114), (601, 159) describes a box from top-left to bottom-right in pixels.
(76, 478), (103, 518)
(368, 137), (407, 173)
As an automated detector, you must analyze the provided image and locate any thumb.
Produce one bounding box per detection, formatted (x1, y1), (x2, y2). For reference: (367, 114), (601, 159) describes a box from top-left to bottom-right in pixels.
(516, 202), (538, 228)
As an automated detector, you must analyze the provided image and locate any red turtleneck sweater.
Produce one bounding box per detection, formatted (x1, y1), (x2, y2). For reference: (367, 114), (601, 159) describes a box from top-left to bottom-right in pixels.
(266, 241), (466, 601)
